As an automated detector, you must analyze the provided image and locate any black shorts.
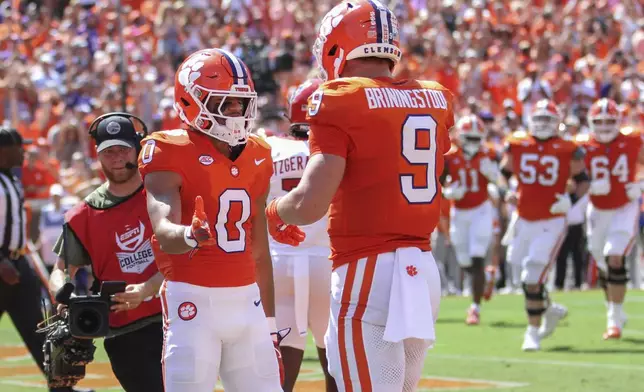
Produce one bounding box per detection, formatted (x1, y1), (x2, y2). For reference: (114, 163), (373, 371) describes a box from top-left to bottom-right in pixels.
(103, 321), (164, 392)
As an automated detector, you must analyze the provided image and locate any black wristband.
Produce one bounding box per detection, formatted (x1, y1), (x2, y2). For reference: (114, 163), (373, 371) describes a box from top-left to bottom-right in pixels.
(501, 167), (513, 181)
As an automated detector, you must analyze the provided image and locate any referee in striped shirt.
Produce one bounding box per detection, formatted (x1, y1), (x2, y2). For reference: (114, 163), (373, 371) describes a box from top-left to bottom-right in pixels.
(0, 126), (91, 392)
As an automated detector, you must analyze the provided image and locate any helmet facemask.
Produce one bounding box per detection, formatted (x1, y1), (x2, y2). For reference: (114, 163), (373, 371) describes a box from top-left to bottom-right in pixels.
(459, 134), (483, 157)
(186, 84), (257, 146)
(590, 117), (619, 143)
(530, 114), (559, 140)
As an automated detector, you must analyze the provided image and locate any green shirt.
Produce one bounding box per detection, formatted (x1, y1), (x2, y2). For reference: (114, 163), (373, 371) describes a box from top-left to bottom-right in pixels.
(53, 182), (161, 338)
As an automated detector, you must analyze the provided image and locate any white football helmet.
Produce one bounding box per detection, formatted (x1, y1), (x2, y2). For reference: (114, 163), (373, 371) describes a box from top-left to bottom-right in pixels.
(588, 98), (621, 143)
(456, 115), (486, 156)
(529, 99), (562, 140)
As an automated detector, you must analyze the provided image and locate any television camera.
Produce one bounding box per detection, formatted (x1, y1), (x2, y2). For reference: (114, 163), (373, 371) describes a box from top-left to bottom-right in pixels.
(37, 280), (126, 388)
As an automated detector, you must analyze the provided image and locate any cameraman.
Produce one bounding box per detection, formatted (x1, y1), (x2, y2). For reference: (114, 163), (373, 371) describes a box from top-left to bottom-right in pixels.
(49, 114), (164, 392)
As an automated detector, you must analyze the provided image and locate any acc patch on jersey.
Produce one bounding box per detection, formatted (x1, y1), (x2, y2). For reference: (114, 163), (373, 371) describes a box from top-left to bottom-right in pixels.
(178, 301), (197, 321)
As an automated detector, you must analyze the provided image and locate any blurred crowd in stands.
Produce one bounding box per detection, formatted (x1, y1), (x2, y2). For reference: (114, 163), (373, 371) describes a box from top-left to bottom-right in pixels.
(1, 0), (643, 289)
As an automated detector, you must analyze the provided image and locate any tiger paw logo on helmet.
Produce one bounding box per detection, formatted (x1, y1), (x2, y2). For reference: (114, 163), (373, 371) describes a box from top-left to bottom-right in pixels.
(177, 51), (210, 90)
(313, 0), (402, 81)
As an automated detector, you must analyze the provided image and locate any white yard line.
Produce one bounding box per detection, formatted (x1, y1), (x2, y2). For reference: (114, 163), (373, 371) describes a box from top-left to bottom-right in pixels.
(2, 354), (33, 362)
(431, 354), (643, 371)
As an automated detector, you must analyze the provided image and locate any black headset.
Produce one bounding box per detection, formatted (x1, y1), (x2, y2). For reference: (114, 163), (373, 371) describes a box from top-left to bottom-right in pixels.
(88, 112), (149, 154)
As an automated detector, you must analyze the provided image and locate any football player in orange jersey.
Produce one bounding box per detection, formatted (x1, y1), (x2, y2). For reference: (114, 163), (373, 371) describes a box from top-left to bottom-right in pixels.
(577, 98), (644, 340)
(265, 1), (453, 390)
(266, 79), (338, 392)
(443, 115), (501, 325)
(138, 48), (304, 392)
(500, 99), (590, 351)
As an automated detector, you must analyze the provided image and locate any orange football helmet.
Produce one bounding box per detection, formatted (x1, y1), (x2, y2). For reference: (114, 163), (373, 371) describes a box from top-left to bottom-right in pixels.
(588, 98), (621, 143)
(456, 115), (486, 156)
(174, 48), (257, 146)
(287, 79), (323, 139)
(313, 0), (401, 80)
(529, 99), (561, 140)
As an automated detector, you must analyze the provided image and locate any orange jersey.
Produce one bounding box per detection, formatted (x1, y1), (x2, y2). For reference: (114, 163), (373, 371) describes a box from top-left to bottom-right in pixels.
(505, 131), (583, 221)
(576, 127), (644, 210)
(444, 143), (498, 209)
(307, 77), (454, 268)
(138, 129), (273, 287)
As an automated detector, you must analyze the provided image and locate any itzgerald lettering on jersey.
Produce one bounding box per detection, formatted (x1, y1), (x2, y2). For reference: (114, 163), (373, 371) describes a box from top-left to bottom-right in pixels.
(364, 88), (449, 110)
(272, 155), (310, 175)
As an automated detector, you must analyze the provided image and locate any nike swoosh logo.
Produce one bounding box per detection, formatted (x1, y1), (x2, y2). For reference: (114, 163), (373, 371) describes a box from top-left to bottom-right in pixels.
(255, 158), (265, 166)
(254, 299), (261, 307)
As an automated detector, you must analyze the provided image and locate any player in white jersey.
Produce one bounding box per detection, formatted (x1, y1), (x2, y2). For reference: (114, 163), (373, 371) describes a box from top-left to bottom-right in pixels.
(266, 79), (337, 392)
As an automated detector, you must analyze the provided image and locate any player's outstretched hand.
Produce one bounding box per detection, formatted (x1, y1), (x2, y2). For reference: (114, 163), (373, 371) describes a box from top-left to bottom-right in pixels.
(265, 199), (306, 246)
(185, 196), (216, 248)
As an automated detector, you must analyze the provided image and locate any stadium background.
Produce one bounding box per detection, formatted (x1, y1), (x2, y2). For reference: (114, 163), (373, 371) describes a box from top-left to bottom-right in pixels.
(1, 0), (643, 390)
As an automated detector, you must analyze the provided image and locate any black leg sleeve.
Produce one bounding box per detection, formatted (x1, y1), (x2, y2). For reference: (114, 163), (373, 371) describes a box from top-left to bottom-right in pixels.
(554, 228), (573, 289)
(6, 256), (49, 375)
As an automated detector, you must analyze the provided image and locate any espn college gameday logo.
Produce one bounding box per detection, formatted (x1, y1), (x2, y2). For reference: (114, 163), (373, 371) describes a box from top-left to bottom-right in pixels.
(115, 221), (155, 274)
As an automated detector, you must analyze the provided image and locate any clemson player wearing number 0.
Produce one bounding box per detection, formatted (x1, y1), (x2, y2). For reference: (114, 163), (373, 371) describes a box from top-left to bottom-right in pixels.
(265, 1), (453, 390)
(500, 99), (590, 351)
(443, 115), (501, 325)
(265, 78), (337, 392)
(576, 98), (644, 340)
(139, 48), (292, 392)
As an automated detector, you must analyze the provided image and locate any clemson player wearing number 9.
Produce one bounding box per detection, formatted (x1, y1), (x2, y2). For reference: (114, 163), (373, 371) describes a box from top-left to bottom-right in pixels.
(138, 48), (304, 392)
(576, 98), (644, 340)
(265, 1), (453, 390)
(500, 99), (590, 351)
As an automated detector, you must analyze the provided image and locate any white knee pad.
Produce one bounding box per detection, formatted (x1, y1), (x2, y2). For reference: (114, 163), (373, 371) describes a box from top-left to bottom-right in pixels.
(521, 260), (548, 285)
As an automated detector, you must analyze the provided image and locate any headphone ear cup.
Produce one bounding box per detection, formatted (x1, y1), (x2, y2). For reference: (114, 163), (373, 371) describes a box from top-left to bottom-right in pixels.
(134, 133), (144, 155)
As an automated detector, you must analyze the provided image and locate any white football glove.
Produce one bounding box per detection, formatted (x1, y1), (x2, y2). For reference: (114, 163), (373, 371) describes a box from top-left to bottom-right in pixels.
(443, 181), (467, 200)
(625, 182), (643, 201)
(589, 179), (611, 196)
(479, 157), (500, 183)
(549, 193), (572, 215)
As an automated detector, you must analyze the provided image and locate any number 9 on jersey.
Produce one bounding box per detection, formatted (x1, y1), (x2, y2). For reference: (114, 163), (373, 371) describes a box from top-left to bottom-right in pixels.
(400, 115), (438, 204)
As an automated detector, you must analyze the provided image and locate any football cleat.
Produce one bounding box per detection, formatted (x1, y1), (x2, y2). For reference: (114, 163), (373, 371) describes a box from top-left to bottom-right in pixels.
(603, 326), (622, 340)
(538, 303), (568, 340)
(466, 307), (480, 325)
(522, 327), (541, 351)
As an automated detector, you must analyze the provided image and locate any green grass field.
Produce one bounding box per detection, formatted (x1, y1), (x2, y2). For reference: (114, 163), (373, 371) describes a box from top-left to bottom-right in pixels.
(1, 290), (643, 391)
